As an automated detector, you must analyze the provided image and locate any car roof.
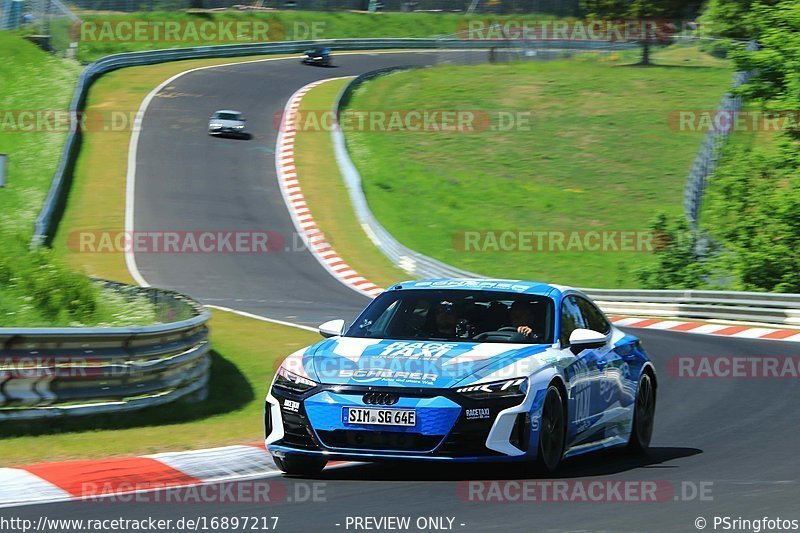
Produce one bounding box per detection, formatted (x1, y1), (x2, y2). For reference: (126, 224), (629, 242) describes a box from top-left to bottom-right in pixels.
(387, 278), (570, 297)
(214, 110), (241, 115)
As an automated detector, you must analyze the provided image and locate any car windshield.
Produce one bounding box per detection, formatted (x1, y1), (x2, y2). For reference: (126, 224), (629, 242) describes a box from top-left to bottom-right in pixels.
(345, 289), (554, 344)
(214, 112), (240, 120)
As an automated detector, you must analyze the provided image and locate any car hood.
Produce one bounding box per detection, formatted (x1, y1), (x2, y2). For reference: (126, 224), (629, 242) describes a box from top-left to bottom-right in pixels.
(299, 337), (553, 388)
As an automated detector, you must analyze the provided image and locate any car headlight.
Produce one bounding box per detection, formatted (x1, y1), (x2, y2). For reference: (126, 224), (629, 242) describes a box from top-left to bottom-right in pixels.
(455, 377), (528, 401)
(234, 124), (244, 129)
(210, 123), (222, 128)
(272, 367), (318, 394)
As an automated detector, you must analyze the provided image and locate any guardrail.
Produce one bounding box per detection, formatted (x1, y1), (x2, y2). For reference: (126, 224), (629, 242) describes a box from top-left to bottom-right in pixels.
(0, 281), (211, 420)
(582, 288), (800, 327)
(332, 66), (800, 329)
(683, 41), (758, 229)
(32, 37), (635, 246)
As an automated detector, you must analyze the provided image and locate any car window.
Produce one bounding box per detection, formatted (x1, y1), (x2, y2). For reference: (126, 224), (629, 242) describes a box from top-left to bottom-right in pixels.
(576, 297), (611, 335)
(366, 299), (399, 336)
(346, 289), (555, 344)
(559, 295), (586, 346)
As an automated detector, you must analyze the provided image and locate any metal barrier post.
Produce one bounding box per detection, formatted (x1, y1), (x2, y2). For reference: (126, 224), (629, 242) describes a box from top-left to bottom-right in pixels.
(0, 154), (7, 188)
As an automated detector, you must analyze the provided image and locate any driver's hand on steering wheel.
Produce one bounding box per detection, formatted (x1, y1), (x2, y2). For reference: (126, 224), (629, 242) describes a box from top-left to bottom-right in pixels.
(517, 325), (533, 337)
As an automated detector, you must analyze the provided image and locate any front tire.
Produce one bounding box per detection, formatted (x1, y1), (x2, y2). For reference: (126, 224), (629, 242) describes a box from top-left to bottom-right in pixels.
(274, 455), (327, 476)
(627, 372), (656, 454)
(535, 384), (566, 474)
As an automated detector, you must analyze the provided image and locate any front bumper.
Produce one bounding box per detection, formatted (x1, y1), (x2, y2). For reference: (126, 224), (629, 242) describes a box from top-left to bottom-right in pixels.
(209, 126), (245, 135)
(265, 384), (537, 462)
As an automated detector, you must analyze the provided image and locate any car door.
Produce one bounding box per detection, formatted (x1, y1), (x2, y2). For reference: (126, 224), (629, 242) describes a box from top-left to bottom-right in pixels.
(559, 295), (610, 447)
(575, 296), (621, 417)
(577, 297), (643, 438)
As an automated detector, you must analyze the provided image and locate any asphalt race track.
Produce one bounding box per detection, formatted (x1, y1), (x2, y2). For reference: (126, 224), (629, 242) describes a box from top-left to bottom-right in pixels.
(8, 51), (800, 532)
(132, 51), (462, 325)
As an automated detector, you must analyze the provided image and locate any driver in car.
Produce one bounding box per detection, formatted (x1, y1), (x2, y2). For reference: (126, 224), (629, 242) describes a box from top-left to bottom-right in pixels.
(509, 301), (538, 340)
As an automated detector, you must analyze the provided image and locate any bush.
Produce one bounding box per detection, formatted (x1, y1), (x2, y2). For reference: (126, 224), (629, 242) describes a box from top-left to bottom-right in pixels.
(0, 227), (158, 327)
(635, 214), (710, 290)
(704, 144), (800, 292)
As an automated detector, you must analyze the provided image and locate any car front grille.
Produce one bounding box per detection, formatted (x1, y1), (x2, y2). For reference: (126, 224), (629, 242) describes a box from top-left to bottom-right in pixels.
(316, 430), (443, 453)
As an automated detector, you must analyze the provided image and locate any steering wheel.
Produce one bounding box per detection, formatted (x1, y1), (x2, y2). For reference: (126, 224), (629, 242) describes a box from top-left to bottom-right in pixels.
(473, 327), (540, 342)
(472, 330), (518, 341)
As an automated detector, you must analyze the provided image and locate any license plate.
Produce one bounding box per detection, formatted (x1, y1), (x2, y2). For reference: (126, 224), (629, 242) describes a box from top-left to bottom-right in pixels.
(344, 407), (416, 427)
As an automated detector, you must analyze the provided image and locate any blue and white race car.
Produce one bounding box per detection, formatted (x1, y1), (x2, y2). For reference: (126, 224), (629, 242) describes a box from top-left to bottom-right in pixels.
(265, 279), (657, 475)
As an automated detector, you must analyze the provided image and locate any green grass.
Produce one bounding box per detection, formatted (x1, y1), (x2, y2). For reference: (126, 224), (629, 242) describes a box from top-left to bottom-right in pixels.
(75, 10), (494, 62)
(0, 34), (158, 326)
(0, 33), (79, 234)
(0, 309), (319, 465)
(0, 234), (157, 327)
(344, 55), (733, 288)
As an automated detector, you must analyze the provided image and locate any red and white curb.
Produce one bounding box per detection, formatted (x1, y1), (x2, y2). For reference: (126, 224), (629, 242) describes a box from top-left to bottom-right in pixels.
(0, 444), (282, 508)
(275, 77), (383, 299)
(611, 317), (800, 342)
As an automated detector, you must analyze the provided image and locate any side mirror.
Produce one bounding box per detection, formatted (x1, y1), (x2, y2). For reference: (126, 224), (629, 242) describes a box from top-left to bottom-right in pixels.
(319, 319), (346, 338)
(568, 328), (607, 353)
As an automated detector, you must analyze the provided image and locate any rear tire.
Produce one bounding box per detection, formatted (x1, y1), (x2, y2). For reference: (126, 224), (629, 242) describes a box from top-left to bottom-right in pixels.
(535, 384), (566, 475)
(274, 455), (327, 476)
(627, 372), (656, 454)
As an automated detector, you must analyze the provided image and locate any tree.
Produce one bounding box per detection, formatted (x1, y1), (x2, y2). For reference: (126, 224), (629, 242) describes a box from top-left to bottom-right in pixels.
(581, 0), (701, 64)
(699, 0), (760, 40)
(634, 0), (800, 292)
(704, 145), (800, 292)
(730, 1), (800, 141)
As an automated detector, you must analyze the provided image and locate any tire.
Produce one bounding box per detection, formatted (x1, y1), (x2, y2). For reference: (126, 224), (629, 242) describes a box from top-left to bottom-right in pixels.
(535, 384), (566, 474)
(627, 372), (656, 454)
(274, 455), (327, 476)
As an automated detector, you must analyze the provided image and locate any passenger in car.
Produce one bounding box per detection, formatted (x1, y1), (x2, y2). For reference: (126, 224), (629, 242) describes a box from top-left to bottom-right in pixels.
(430, 300), (459, 337)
